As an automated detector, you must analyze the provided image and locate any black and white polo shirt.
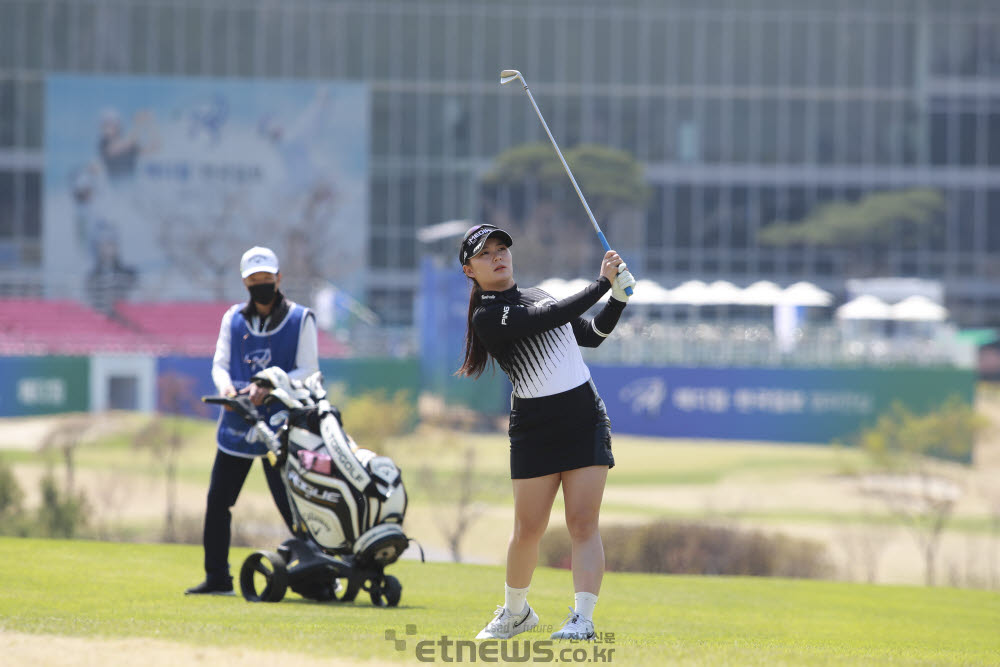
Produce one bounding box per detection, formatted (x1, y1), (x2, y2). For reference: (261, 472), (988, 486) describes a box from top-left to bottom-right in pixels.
(472, 277), (625, 399)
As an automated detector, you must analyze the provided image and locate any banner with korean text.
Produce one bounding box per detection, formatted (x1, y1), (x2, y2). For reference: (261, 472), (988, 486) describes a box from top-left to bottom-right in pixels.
(590, 365), (975, 445)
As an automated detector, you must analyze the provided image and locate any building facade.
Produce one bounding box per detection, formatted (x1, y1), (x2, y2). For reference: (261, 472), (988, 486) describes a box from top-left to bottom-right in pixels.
(0, 0), (998, 326)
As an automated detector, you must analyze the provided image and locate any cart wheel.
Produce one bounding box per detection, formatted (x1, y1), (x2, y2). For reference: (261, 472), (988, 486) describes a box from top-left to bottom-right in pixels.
(334, 575), (362, 602)
(240, 551), (288, 602)
(369, 574), (402, 607)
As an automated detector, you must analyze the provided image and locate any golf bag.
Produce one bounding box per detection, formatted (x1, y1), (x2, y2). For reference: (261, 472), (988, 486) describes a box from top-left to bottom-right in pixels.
(204, 368), (416, 606)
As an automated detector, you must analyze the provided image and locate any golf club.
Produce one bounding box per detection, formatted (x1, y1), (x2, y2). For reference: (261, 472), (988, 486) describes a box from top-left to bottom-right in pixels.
(499, 69), (633, 296)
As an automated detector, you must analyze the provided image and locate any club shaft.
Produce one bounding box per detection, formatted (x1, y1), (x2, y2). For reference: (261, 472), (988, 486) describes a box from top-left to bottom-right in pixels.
(519, 81), (611, 253)
(505, 71), (632, 295)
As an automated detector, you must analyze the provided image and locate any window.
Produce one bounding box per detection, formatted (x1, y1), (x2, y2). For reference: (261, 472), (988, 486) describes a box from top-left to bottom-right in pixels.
(672, 18), (697, 86)
(759, 19), (781, 86)
(815, 18), (838, 86)
(154, 4), (178, 74)
(23, 172), (40, 239)
(0, 172), (14, 238)
(986, 191), (1000, 252)
(729, 187), (750, 249)
(182, 4), (206, 75)
(702, 18), (725, 85)
(787, 19), (810, 86)
(23, 80), (42, 149)
(0, 79), (14, 148)
(989, 111), (1000, 166)
(0, 171), (40, 244)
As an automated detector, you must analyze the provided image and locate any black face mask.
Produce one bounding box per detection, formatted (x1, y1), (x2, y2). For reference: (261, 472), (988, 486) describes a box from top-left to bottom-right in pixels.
(247, 282), (277, 306)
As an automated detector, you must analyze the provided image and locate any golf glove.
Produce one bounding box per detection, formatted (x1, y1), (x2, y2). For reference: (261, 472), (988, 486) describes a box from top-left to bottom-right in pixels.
(612, 266), (636, 303)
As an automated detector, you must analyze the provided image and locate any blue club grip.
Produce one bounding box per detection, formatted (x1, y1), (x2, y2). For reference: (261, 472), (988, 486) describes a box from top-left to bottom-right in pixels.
(596, 232), (634, 296)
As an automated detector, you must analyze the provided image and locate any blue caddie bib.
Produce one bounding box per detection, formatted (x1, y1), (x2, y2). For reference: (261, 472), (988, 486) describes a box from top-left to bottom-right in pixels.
(216, 303), (308, 457)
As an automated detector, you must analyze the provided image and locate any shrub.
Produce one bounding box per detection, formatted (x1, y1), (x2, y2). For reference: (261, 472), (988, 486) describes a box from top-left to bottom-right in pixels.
(0, 458), (26, 536)
(36, 472), (90, 539)
(540, 520), (830, 579)
(335, 389), (416, 452)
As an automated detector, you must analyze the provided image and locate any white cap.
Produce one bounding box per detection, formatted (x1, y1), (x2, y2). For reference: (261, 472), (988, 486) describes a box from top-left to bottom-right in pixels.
(240, 246), (280, 278)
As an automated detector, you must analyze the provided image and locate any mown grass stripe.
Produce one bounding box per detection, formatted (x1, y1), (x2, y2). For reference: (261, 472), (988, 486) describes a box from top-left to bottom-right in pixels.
(0, 537), (997, 666)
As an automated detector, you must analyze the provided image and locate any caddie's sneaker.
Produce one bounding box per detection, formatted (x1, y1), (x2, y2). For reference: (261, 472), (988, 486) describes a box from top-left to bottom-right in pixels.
(550, 607), (596, 640)
(184, 578), (235, 596)
(475, 604), (539, 639)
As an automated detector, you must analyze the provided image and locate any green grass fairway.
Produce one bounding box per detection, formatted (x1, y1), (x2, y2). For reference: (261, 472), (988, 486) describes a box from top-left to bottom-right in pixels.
(1, 538), (998, 665)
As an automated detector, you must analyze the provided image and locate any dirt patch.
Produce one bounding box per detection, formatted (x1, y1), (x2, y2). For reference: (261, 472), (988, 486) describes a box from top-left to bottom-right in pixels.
(0, 411), (149, 451)
(0, 415), (64, 450)
(0, 631), (398, 667)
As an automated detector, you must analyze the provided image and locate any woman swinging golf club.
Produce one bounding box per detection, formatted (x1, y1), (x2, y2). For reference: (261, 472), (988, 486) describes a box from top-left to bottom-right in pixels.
(456, 223), (635, 641)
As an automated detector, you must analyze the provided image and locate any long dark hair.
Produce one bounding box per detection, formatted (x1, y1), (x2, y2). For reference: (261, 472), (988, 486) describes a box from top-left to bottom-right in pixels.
(456, 277), (493, 378)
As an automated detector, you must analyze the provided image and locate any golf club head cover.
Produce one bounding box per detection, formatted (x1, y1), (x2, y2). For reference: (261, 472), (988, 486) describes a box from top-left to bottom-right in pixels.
(302, 371), (327, 401)
(252, 366), (310, 407)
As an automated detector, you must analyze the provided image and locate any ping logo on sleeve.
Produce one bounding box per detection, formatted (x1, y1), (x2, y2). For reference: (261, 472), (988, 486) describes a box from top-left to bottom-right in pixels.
(501, 305), (510, 325)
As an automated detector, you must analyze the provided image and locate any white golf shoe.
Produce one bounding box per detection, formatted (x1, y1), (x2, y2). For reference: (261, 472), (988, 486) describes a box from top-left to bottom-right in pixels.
(550, 607), (596, 641)
(475, 604), (539, 639)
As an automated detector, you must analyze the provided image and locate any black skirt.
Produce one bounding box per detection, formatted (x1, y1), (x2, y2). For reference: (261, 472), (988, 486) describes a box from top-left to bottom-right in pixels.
(508, 379), (615, 479)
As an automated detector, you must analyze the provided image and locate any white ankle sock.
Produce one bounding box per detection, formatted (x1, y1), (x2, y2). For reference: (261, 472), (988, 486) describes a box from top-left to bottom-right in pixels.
(574, 592), (598, 622)
(505, 584), (529, 615)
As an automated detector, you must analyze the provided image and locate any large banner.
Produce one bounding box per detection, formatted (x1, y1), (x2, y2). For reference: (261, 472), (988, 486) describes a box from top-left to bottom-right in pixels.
(44, 75), (368, 306)
(590, 365), (976, 444)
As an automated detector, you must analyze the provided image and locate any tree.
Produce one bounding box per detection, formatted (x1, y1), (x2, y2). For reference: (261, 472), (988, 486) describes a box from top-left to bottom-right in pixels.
(152, 175), (354, 305)
(480, 142), (650, 281)
(417, 444), (487, 563)
(133, 372), (210, 542)
(37, 472), (89, 539)
(848, 397), (986, 585)
(152, 192), (256, 300)
(40, 414), (98, 495)
(0, 458), (25, 535)
(758, 188), (944, 276)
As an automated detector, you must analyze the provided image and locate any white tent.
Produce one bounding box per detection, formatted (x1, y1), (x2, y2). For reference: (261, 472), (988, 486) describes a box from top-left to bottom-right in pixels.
(740, 280), (784, 306)
(534, 278), (593, 300)
(705, 280), (744, 305)
(779, 281), (834, 307)
(535, 277), (673, 305)
(668, 280), (711, 305)
(891, 295), (948, 322)
(629, 279), (674, 304)
(835, 295), (893, 320)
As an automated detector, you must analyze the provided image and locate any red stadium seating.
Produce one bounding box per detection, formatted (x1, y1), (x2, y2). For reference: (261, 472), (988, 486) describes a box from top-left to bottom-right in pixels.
(0, 298), (156, 355)
(0, 299), (349, 357)
(112, 301), (233, 356)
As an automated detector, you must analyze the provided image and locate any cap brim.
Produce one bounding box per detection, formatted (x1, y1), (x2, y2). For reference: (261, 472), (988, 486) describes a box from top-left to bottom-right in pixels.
(468, 229), (514, 260)
(241, 266), (279, 278)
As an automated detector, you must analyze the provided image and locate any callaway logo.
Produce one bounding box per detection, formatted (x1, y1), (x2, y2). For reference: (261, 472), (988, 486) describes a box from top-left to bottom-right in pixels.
(369, 457), (399, 485)
(481, 293), (496, 300)
(501, 305), (510, 325)
(244, 348), (272, 372)
(302, 511), (332, 535)
(245, 253), (269, 267)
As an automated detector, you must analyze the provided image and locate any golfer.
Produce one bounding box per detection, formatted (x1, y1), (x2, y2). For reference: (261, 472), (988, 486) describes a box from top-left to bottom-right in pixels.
(186, 246), (319, 595)
(457, 224), (635, 640)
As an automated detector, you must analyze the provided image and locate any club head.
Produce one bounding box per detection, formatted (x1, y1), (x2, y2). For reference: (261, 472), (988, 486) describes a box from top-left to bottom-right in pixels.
(500, 69), (522, 85)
